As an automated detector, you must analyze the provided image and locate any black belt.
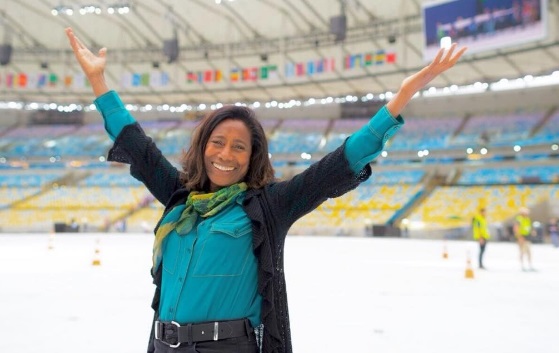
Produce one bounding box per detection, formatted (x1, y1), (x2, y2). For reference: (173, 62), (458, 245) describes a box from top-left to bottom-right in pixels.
(154, 318), (252, 348)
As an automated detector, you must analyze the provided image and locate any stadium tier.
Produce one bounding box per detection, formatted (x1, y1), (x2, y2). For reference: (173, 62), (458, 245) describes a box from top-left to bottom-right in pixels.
(1, 110), (558, 237)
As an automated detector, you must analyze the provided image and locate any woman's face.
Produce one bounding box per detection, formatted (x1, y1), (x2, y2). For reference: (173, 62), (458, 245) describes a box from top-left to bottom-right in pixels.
(204, 119), (252, 192)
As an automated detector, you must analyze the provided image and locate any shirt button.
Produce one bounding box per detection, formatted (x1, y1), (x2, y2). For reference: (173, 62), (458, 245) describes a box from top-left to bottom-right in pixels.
(178, 277), (183, 282)
(169, 308), (174, 313)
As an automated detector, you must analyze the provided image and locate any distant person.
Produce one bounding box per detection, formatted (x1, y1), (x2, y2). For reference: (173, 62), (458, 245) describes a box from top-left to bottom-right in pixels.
(514, 207), (535, 271)
(472, 208), (490, 269)
(68, 218), (79, 232)
(65, 27), (466, 353)
(547, 216), (559, 248)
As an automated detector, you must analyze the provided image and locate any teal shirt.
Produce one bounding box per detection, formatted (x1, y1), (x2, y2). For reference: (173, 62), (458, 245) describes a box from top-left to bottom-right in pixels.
(94, 91), (404, 325)
(158, 194), (262, 326)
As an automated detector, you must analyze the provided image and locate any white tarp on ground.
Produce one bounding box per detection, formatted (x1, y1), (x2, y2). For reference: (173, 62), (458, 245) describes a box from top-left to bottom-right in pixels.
(1, 233), (558, 353)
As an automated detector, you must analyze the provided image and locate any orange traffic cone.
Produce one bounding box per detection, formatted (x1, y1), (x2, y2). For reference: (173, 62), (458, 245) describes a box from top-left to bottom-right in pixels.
(464, 251), (474, 279)
(92, 238), (101, 266)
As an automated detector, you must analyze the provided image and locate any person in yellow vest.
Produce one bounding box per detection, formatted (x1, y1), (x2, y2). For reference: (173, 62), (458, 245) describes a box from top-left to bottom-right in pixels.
(472, 208), (490, 269)
(513, 207), (535, 271)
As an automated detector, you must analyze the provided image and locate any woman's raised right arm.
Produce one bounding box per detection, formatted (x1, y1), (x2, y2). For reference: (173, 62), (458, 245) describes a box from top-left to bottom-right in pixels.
(65, 27), (183, 205)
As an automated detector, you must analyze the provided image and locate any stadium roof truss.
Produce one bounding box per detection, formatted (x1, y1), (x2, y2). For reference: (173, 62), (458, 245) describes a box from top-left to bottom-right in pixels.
(0, 0), (557, 105)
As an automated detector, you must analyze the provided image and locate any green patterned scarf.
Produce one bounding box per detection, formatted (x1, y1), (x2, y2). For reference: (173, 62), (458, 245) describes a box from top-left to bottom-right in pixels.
(152, 182), (247, 269)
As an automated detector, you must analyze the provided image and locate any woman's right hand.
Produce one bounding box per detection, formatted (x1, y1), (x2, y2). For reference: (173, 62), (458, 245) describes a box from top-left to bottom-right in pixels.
(65, 27), (109, 96)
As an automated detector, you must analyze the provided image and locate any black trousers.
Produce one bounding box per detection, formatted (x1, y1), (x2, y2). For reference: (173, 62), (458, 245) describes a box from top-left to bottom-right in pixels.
(154, 331), (258, 353)
(478, 240), (487, 268)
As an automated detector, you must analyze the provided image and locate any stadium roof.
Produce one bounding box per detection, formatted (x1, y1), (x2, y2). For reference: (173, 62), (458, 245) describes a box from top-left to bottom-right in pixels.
(0, 0), (558, 106)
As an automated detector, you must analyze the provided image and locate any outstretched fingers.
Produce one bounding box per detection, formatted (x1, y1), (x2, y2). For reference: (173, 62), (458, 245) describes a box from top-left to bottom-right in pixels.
(442, 44), (467, 65)
(430, 43), (467, 72)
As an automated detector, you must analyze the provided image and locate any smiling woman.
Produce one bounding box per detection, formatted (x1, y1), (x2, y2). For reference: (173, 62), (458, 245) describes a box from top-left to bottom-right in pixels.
(64, 26), (466, 353)
(181, 107), (271, 193)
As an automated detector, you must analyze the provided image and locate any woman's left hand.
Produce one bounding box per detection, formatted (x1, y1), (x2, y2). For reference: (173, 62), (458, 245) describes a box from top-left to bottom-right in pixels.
(401, 43), (467, 93)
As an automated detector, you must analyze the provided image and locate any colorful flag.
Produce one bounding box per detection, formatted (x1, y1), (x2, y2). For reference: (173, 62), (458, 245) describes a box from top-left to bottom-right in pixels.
(150, 72), (161, 87)
(386, 51), (396, 63)
(325, 58), (335, 71)
(296, 63), (305, 76)
(215, 69), (223, 82)
(307, 61), (315, 75)
(132, 73), (141, 86)
(230, 68), (240, 82)
(49, 73), (58, 86)
(260, 66), (269, 80)
(242, 67), (257, 81)
(6, 73), (13, 88)
(17, 73), (27, 87)
(204, 70), (213, 82)
(37, 74), (47, 88)
(365, 53), (373, 66)
(73, 73), (85, 88)
(285, 63), (295, 78)
(316, 59), (324, 73)
(375, 50), (386, 65)
(353, 54), (363, 68)
(64, 75), (72, 88)
(141, 73), (150, 86)
(344, 55), (351, 69)
(187, 71), (197, 83)
(161, 72), (170, 86)
(267, 65), (278, 80)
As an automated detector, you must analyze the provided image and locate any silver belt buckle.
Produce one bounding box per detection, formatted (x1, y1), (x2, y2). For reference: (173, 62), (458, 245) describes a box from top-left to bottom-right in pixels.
(155, 321), (182, 348)
(154, 320), (160, 340)
(213, 322), (219, 341)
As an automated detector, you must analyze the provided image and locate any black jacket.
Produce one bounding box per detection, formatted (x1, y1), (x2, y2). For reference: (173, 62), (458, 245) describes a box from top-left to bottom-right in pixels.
(108, 123), (371, 353)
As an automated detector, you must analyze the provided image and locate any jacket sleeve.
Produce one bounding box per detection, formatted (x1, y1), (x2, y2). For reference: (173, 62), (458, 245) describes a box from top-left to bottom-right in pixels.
(107, 122), (184, 206)
(264, 105), (403, 235)
(265, 143), (371, 235)
(344, 105), (403, 173)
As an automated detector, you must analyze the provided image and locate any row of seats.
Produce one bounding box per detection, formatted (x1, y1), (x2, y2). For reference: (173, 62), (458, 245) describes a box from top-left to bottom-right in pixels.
(1, 110), (557, 158)
(4, 177), (554, 233)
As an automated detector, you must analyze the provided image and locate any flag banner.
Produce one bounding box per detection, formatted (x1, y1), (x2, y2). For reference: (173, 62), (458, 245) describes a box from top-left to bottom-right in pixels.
(141, 73), (150, 86)
(73, 73), (86, 88)
(150, 72), (161, 87)
(187, 71), (197, 83)
(49, 73), (59, 87)
(325, 58), (335, 72)
(344, 49), (397, 70)
(18, 73), (27, 88)
(307, 61), (315, 75)
(374, 50), (386, 65)
(132, 73), (141, 87)
(215, 69), (223, 82)
(316, 59), (324, 73)
(260, 66), (269, 80)
(27, 73), (38, 88)
(6, 73), (13, 88)
(37, 74), (47, 88)
(161, 72), (170, 86)
(353, 54), (363, 68)
(296, 63), (305, 76)
(284, 63), (295, 78)
(267, 65), (278, 80)
(64, 75), (74, 88)
(249, 67), (258, 81)
(230, 68), (240, 82)
(284, 57), (335, 78)
(242, 68), (251, 81)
